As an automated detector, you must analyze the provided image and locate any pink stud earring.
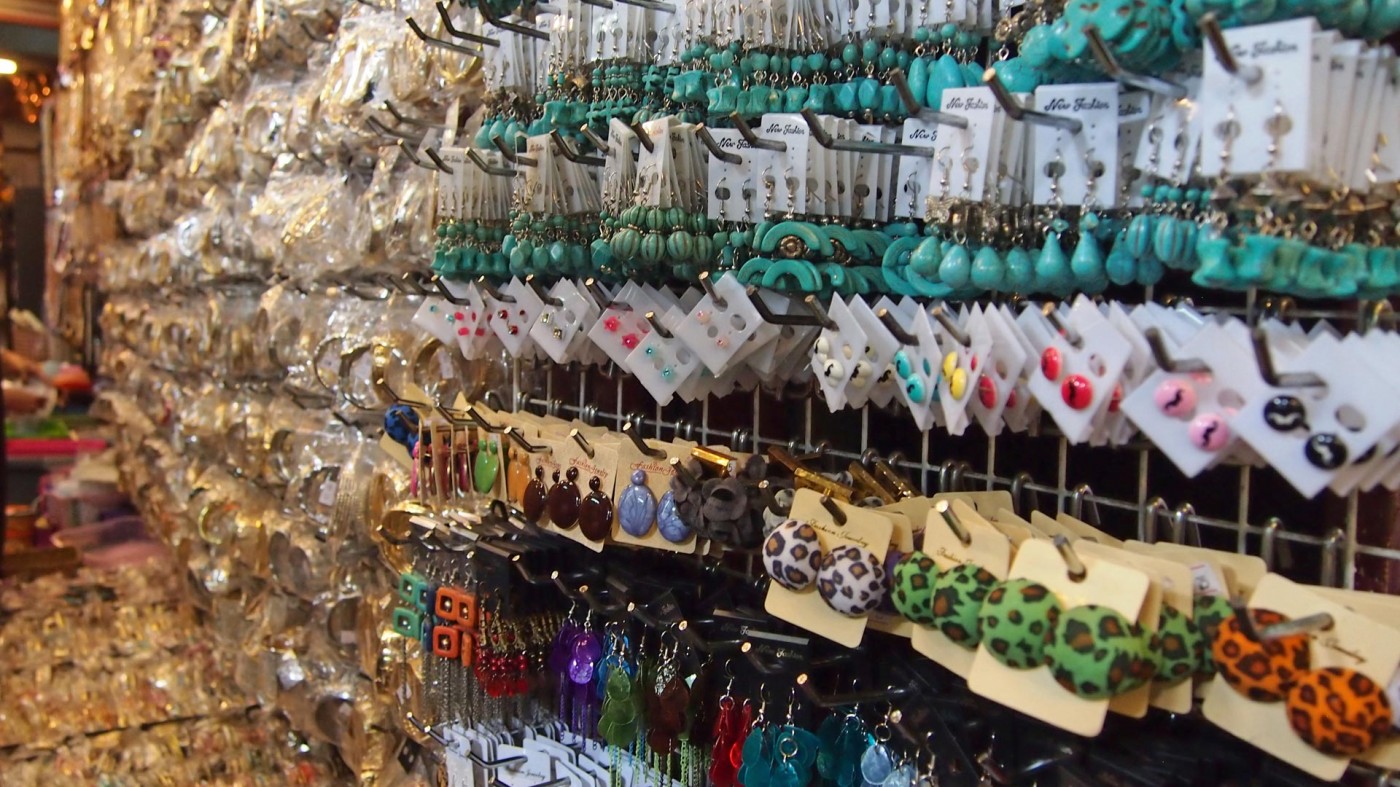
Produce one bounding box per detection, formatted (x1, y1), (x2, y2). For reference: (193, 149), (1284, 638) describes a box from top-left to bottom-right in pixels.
(1153, 379), (1196, 417)
(695, 310), (711, 325)
(1189, 413), (1229, 451)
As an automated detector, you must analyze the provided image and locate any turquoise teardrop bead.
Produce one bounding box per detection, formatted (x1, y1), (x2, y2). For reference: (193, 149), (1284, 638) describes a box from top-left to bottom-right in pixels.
(1136, 253), (1165, 286)
(910, 237), (943, 275)
(1035, 231), (1073, 297)
(1105, 231), (1137, 286)
(939, 244), (972, 289)
(1004, 247), (1034, 292)
(1070, 231), (1106, 292)
(970, 246), (1005, 291)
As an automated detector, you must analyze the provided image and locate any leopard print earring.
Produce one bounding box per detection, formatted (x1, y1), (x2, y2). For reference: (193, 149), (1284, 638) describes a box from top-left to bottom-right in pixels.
(1152, 605), (1205, 687)
(764, 519), (823, 591)
(1042, 604), (1159, 699)
(929, 563), (999, 649)
(817, 544), (888, 617)
(891, 551), (940, 625)
(977, 579), (1063, 669)
(1285, 667), (1392, 757)
(1210, 608), (1311, 702)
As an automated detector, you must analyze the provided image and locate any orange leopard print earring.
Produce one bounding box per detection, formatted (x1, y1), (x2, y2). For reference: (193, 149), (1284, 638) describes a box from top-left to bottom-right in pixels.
(1211, 608), (1311, 702)
(1285, 667), (1393, 757)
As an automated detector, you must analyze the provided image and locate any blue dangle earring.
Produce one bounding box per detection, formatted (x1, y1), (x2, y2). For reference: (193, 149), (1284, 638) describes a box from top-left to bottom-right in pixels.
(617, 470), (658, 537)
(656, 490), (691, 543)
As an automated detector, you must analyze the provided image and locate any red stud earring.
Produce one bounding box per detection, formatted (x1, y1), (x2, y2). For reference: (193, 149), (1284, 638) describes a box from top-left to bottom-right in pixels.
(1040, 347), (1062, 380)
(1061, 374), (1093, 409)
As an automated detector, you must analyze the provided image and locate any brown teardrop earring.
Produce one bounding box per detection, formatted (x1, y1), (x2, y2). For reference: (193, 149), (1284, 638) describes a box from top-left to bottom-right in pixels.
(523, 466), (549, 522)
(547, 467), (581, 528)
(578, 476), (614, 541)
(507, 447), (530, 504)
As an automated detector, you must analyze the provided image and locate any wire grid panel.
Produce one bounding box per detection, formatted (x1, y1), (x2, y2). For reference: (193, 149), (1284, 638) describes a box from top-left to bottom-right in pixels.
(507, 360), (1400, 594)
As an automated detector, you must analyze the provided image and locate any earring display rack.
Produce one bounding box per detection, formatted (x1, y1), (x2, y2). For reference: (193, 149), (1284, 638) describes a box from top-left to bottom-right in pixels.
(502, 294), (1389, 594)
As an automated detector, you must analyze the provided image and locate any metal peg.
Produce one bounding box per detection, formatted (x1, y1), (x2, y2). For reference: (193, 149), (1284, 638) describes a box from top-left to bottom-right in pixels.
(490, 135), (537, 167)
(505, 426), (549, 453)
(1083, 25), (1188, 98)
(729, 112), (787, 151)
(699, 271), (728, 309)
(820, 495), (848, 525)
(934, 500), (972, 546)
(1145, 327), (1208, 373)
(1232, 601), (1333, 641)
(644, 310), (673, 339)
(569, 429), (595, 459)
(433, 2), (500, 46)
(550, 131), (605, 166)
(404, 16), (485, 56)
(467, 148), (517, 177)
(1053, 535), (1087, 580)
(886, 68), (972, 127)
(1251, 327), (1325, 388)
(877, 308), (918, 345)
(931, 305), (971, 346)
(696, 124), (743, 164)
(800, 109), (936, 157)
(1199, 13), (1263, 85)
(629, 122), (656, 152)
(623, 421), (665, 458)
(982, 68), (1084, 134)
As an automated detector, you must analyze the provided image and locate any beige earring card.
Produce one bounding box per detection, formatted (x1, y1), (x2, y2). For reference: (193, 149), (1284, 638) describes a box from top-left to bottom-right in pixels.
(910, 500), (1011, 678)
(765, 490), (894, 648)
(866, 510), (915, 638)
(1074, 541), (1194, 715)
(1202, 573), (1400, 781)
(967, 538), (1149, 737)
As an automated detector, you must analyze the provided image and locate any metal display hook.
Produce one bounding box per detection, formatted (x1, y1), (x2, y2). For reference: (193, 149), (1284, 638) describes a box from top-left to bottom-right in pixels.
(982, 68), (1083, 134)
(432, 2), (500, 46)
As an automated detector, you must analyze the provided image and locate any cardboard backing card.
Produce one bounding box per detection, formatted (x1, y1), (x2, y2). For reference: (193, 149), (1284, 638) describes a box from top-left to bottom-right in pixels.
(968, 538), (1149, 736)
(765, 490), (894, 648)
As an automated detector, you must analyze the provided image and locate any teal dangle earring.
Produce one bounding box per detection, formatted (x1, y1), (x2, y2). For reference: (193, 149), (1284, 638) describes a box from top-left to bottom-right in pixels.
(1069, 150), (1108, 293)
(1035, 152), (1073, 297)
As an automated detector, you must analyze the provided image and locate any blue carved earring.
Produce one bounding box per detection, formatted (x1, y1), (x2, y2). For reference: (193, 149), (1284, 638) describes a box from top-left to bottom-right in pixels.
(656, 490), (691, 543)
(618, 470), (657, 537)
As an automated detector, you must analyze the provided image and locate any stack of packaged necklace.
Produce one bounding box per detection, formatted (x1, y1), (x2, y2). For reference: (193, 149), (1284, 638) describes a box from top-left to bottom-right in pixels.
(0, 564), (340, 784)
(46, 0), (1400, 777)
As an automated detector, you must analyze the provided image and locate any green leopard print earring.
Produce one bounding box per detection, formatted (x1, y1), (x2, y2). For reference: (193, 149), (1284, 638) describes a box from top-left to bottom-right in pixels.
(1192, 594), (1235, 676)
(1151, 605), (1205, 686)
(892, 551), (939, 625)
(1043, 604), (1159, 699)
(977, 579), (1063, 669)
(929, 563), (998, 649)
